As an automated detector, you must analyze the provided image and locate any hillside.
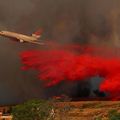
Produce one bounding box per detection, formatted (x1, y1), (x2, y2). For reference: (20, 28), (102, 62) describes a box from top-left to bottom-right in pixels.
(55, 101), (120, 120)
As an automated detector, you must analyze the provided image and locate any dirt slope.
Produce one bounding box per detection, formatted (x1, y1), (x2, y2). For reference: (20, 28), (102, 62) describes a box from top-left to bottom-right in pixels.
(55, 101), (120, 120)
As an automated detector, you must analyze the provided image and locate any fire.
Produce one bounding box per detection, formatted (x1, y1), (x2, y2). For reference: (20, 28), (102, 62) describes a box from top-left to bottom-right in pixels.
(20, 45), (120, 99)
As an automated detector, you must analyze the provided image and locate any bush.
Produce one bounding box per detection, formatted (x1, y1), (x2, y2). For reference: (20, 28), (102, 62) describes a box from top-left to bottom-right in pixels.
(108, 109), (120, 120)
(12, 99), (54, 120)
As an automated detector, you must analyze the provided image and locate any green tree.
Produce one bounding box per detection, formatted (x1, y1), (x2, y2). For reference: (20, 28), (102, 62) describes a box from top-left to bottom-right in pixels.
(108, 109), (120, 120)
(12, 99), (54, 120)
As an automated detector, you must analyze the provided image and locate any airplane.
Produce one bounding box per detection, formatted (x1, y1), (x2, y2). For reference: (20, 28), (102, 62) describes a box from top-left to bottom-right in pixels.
(0, 29), (44, 45)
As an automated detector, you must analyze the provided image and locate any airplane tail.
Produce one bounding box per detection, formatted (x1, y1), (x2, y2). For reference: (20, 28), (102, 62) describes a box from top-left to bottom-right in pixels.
(32, 28), (43, 39)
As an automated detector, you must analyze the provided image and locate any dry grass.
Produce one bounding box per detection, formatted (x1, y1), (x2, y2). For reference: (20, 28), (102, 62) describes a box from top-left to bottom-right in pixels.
(54, 101), (120, 120)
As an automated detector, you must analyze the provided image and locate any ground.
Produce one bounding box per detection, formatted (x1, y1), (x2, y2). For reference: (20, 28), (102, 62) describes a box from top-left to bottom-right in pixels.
(54, 101), (120, 120)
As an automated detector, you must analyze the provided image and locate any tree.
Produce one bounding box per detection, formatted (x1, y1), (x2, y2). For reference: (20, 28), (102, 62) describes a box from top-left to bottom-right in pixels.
(12, 99), (54, 120)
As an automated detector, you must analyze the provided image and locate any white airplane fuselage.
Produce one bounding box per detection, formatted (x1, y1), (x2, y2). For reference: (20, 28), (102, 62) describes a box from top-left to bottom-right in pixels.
(0, 31), (38, 42)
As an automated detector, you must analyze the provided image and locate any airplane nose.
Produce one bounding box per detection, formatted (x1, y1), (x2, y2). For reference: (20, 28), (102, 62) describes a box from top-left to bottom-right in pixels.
(0, 31), (4, 34)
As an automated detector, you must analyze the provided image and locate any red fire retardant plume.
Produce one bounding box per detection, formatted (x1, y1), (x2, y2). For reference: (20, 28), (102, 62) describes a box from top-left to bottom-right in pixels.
(20, 47), (120, 99)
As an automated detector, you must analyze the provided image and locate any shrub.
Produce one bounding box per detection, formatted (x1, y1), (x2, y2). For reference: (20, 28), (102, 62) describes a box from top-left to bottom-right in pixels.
(12, 99), (54, 120)
(108, 109), (120, 120)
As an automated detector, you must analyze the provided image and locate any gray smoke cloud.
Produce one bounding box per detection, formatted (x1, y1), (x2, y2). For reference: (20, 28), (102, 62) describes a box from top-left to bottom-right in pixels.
(0, 0), (120, 104)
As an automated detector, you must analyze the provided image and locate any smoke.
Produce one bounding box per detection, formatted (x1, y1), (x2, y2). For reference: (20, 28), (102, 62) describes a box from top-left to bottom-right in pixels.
(0, 0), (120, 42)
(0, 0), (120, 104)
(16, 0), (120, 46)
